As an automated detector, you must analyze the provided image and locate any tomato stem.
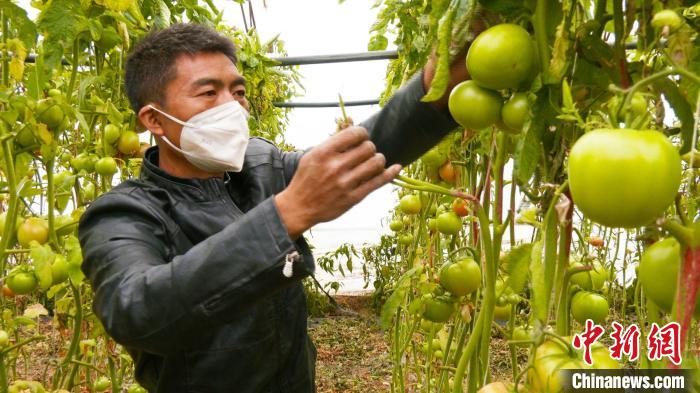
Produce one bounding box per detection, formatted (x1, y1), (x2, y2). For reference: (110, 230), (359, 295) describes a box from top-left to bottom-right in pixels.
(672, 245), (700, 363)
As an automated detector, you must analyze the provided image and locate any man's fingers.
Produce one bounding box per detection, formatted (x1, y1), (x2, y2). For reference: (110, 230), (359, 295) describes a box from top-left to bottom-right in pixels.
(325, 126), (369, 152)
(344, 153), (386, 186)
(341, 140), (377, 169)
(348, 164), (402, 202)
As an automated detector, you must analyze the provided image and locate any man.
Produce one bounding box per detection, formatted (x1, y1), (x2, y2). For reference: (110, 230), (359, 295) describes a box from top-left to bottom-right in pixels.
(79, 23), (466, 392)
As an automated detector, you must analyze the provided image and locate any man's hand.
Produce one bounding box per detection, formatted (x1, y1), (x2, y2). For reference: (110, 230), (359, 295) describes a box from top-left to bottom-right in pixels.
(274, 127), (402, 239)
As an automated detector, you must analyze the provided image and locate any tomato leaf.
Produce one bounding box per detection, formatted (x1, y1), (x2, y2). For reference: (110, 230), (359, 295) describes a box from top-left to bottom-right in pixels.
(656, 77), (694, 154)
(0, 1), (37, 49)
(504, 243), (533, 294)
(421, 7), (454, 103)
(23, 303), (48, 319)
(380, 265), (421, 329)
(368, 35), (389, 51)
(65, 236), (85, 284)
(30, 242), (55, 291)
(514, 93), (546, 184)
(36, 0), (89, 72)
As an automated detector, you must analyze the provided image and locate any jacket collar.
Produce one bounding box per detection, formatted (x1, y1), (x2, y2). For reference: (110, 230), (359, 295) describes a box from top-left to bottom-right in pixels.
(139, 145), (233, 199)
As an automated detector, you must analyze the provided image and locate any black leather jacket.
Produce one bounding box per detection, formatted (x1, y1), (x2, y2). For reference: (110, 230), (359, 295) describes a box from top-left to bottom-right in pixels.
(78, 72), (457, 392)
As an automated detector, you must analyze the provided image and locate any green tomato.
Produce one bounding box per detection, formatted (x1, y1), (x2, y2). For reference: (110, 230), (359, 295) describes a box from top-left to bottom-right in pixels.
(127, 384), (148, 393)
(70, 152), (97, 173)
(436, 211), (461, 235)
(103, 124), (121, 144)
(568, 129), (681, 228)
(118, 130), (140, 155)
(95, 157), (118, 177)
(466, 24), (536, 90)
(428, 218), (437, 232)
(448, 80), (502, 130)
(569, 260), (607, 291)
(652, 9), (683, 30)
(93, 376), (111, 392)
(398, 233), (413, 246)
(439, 258), (481, 296)
(493, 304), (512, 322)
(639, 237), (700, 317)
(399, 194), (422, 215)
(570, 291), (609, 324)
(389, 219), (403, 232)
(420, 147), (448, 170)
(528, 339), (587, 393)
(17, 217), (49, 247)
(501, 93), (529, 132)
(80, 181), (96, 202)
(511, 326), (531, 346)
(6, 271), (38, 295)
(629, 93), (648, 117)
(51, 255), (69, 285)
(0, 330), (8, 347)
(422, 296), (454, 323)
(15, 126), (37, 148)
(36, 98), (64, 129)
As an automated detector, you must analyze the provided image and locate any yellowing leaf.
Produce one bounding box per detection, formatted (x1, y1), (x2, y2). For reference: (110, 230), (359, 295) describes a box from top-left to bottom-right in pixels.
(23, 303), (48, 319)
(36, 123), (52, 145)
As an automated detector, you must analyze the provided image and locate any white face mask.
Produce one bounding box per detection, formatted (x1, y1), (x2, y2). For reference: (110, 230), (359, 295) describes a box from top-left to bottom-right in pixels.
(148, 100), (250, 173)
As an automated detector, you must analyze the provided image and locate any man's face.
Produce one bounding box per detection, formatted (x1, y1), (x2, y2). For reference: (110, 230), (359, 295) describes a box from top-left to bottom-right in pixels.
(144, 51), (249, 147)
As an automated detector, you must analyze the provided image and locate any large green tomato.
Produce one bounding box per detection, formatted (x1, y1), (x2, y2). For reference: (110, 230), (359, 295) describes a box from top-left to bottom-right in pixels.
(95, 157), (118, 177)
(570, 291), (609, 324)
(448, 80), (502, 130)
(570, 260), (607, 291)
(6, 271), (38, 295)
(466, 24), (536, 90)
(639, 237), (700, 317)
(17, 217), (49, 247)
(422, 296), (454, 323)
(529, 340), (586, 393)
(568, 129), (681, 228)
(529, 339), (619, 392)
(439, 257), (481, 296)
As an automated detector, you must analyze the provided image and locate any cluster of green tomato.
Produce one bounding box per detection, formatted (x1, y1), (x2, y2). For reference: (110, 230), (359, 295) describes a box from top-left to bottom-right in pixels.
(448, 24), (535, 134)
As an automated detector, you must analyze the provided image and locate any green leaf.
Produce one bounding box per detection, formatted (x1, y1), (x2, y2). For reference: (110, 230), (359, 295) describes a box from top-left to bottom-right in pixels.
(368, 34), (389, 51)
(514, 93), (546, 184)
(656, 77), (695, 154)
(65, 236), (84, 284)
(30, 242), (55, 290)
(0, 1), (38, 49)
(14, 153), (33, 181)
(529, 240), (546, 323)
(504, 243), (533, 294)
(36, 0), (89, 72)
(380, 265), (420, 329)
(421, 7), (454, 103)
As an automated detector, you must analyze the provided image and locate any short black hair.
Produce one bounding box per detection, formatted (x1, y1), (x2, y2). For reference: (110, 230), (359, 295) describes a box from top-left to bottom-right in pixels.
(125, 23), (238, 112)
